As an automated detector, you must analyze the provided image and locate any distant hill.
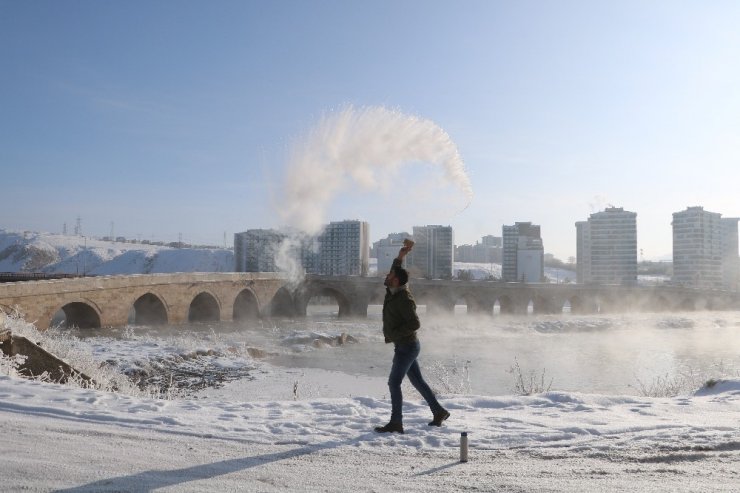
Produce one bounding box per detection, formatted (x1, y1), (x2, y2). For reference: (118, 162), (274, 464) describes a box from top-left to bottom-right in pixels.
(0, 230), (234, 275)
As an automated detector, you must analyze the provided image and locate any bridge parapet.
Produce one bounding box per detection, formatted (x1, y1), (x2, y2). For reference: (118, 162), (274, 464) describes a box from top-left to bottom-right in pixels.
(0, 272), (285, 296)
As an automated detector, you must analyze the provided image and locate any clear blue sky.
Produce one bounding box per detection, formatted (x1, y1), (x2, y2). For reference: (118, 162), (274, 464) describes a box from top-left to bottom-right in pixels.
(2, 1), (739, 260)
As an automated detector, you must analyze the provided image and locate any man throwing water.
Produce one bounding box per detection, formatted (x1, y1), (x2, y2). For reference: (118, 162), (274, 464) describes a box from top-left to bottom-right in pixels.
(374, 240), (450, 434)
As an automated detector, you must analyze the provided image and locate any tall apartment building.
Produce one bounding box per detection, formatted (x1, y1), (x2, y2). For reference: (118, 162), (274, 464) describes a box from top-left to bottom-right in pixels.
(407, 225), (454, 279)
(455, 235), (503, 264)
(722, 217), (739, 291)
(234, 229), (318, 274)
(318, 220), (369, 276)
(575, 221), (590, 283)
(576, 207), (637, 285)
(672, 206), (739, 290)
(502, 222), (543, 282)
(373, 232), (411, 276)
(234, 229), (285, 272)
(481, 235), (503, 248)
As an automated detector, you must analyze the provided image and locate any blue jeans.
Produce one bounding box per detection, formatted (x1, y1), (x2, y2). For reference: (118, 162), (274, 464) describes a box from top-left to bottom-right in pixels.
(388, 340), (444, 424)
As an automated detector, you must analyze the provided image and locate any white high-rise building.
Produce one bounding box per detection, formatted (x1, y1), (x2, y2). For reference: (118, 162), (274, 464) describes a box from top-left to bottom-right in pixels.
(373, 232), (410, 276)
(722, 217), (739, 291)
(318, 220), (369, 276)
(672, 206), (738, 290)
(502, 222), (543, 282)
(576, 207), (637, 285)
(408, 225), (454, 279)
(575, 221), (591, 284)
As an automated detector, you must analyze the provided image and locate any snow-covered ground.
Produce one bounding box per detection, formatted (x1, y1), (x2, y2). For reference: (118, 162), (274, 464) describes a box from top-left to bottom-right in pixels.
(2, 313), (740, 491)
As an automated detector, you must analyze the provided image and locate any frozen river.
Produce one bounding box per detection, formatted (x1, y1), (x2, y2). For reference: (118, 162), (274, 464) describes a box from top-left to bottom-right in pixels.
(67, 306), (740, 398)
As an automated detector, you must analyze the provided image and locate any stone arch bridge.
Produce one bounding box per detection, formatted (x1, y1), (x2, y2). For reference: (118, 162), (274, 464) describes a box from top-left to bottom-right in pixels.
(297, 276), (740, 316)
(0, 273), (288, 330)
(0, 273), (738, 330)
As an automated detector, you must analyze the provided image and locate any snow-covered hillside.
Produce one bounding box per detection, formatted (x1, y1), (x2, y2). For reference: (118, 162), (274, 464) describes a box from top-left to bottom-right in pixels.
(0, 230), (234, 274)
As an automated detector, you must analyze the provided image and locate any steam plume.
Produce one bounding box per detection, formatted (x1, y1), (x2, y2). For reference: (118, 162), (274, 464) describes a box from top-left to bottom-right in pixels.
(278, 105), (473, 234)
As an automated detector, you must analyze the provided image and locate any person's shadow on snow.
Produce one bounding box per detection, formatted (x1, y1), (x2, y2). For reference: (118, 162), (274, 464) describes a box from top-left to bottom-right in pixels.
(53, 433), (377, 493)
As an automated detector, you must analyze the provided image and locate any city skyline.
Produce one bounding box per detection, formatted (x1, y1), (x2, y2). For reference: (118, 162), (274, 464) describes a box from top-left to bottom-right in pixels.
(3, 2), (740, 261)
(4, 200), (739, 264)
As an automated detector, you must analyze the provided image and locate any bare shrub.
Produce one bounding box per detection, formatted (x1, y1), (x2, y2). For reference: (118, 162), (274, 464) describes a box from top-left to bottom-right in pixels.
(424, 357), (472, 395)
(508, 357), (553, 395)
(0, 353), (25, 377)
(634, 361), (739, 397)
(2, 311), (181, 399)
(634, 373), (693, 398)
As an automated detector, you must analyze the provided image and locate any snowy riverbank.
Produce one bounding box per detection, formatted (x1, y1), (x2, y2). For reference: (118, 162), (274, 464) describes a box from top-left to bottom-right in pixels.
(2, 314), (740, 491)
(2, 371), (740, 492)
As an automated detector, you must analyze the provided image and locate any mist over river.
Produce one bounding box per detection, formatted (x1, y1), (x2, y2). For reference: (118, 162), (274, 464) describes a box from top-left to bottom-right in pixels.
(67, 306), (740, 398)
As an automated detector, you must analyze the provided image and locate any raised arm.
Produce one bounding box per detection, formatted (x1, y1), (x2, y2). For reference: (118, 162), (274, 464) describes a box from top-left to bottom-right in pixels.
(391, 239), (414, 270)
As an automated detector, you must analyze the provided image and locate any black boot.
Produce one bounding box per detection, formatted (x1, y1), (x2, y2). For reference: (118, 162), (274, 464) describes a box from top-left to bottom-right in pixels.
(428, 409), (450, 427)
(374, 422), (404, 434)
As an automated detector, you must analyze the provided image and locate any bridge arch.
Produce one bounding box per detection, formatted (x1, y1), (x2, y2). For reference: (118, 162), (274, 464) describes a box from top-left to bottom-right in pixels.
(454, 292), (490, 315)
(541, 296), (570, 314)
(188, 291), (221, 322)
(678, 298), (696, 311)
(568, 295), (596, 314)
(569, 296), (582, 313)
(52, 300), (102, 329)
(495, 295), (515, 315)
(453, 294), (471, 315)
(561, 298), (572, 313)
(646, 294), (672, 312)
(297, 285), (352, 318)
(269, 286), (295, 317)
(592, 295), (617, 313)
(233, 288), (260, 320)
(531, 295), (561, 314)
(131, 293), (168, 325)
(677, 298), (698, 312)
(695, 298), (713, 310)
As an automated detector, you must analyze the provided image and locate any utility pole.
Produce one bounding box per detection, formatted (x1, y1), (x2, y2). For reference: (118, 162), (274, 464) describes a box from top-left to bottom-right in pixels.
(82, 236), (87, 276)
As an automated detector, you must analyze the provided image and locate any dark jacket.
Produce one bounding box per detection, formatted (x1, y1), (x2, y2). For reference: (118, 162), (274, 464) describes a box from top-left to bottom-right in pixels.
(382, 284), (420, 345)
